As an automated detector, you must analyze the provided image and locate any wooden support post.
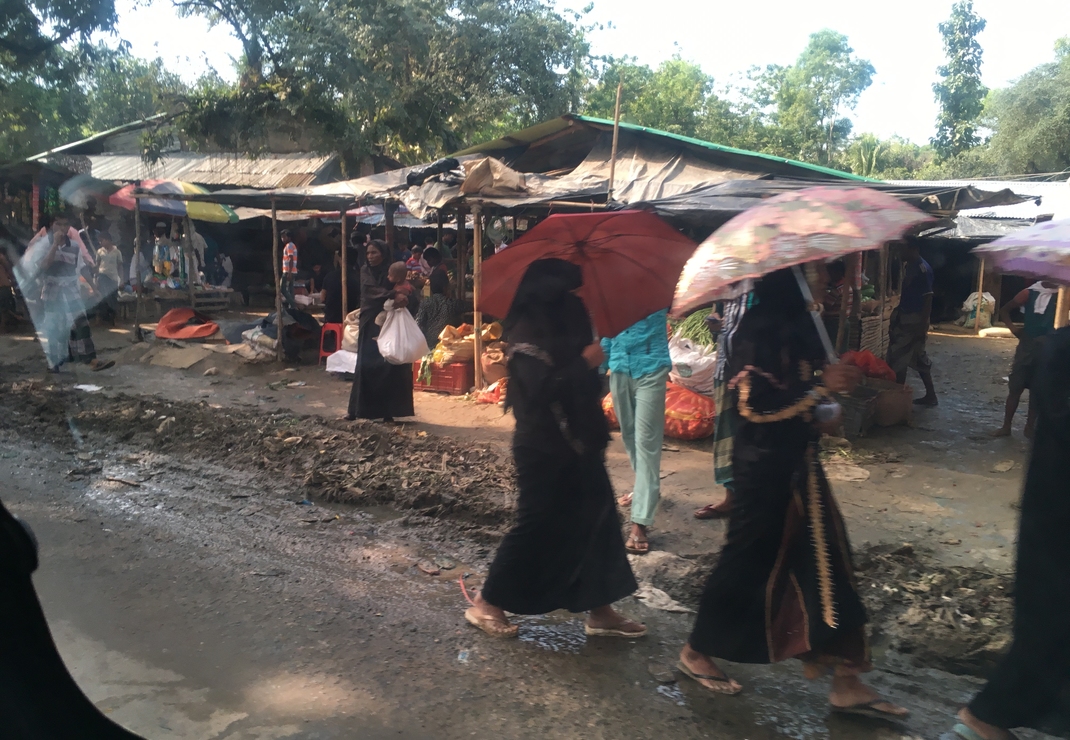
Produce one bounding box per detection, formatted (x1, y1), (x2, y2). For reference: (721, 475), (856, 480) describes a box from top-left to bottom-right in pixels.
(384, 201), (396, 257)
(339, 203), (348, 317)
(455, 206), (468, 300)
(133, 196), (143, 338)
(974, 256), (986, 333)
(608, 81), (623, 202)
(1056, 286), (1070, 330)
(184, 216), (196, 308)
(472, 205), (484, 391)
(271, 199), (284, 362)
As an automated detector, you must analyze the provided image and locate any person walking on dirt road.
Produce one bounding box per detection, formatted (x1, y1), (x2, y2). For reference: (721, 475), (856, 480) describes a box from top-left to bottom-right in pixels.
(602, 310), (671, 555)
(677, 269), (907, 721)
(464, 259), (644, 640)
(887, 242), (938, 407)
(991, 281), (1059, 439)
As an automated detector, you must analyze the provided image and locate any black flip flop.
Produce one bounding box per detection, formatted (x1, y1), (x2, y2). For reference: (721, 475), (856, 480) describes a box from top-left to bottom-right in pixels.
(832, 699), (909, 721)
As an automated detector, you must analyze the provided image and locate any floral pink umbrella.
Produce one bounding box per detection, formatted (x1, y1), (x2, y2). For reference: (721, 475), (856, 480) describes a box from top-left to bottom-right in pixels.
(672, 186), (935, 317)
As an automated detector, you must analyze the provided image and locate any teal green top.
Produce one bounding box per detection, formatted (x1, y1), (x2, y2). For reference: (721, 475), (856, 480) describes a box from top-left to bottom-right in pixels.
(601, 310), (671, 378)
(1023, 290), (1057, 338)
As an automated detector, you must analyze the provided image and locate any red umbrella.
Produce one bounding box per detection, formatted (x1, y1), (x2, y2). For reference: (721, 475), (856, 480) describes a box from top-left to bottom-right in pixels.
(481, 211), (697, 337)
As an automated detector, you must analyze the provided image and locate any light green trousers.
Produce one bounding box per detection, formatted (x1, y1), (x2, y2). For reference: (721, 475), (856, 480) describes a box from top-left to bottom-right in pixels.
(610, 367), (668, 527)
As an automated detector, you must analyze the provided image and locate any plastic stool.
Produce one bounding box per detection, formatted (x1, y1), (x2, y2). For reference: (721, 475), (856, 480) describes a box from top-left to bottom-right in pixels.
(319, 323), (344, 364)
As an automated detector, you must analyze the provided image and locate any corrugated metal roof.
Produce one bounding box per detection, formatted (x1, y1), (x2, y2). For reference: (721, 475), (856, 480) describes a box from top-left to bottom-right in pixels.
(85, 152), (338, 189)
(887, 179), (1070, 220)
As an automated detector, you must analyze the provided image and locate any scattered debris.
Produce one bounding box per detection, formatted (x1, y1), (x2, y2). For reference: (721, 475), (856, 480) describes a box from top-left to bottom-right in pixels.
(647, 663), (677, 684)
(824, 462), (871, 482)
(992, 460), (1015, 473)
(433, 556), (456, 571)
(416, 561), (441, 576)
(203, 367), (219, 376)
(104, 476), (141, 487)
(634, 585), (694, 613)
(73, 384), (102, 393)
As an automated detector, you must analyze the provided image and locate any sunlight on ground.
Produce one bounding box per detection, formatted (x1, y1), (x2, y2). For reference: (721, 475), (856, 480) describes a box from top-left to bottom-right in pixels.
(243, 671), (378, 719)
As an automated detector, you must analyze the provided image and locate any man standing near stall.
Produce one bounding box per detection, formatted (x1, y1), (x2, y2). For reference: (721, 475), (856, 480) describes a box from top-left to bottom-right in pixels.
(992, 281), (1060, 439)
(281, 229), (298, 310)
(887, 241), (938, 407)
(95, 231), (123, 326)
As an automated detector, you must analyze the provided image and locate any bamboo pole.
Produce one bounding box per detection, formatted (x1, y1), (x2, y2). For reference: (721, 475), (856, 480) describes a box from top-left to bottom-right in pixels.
(133, 196), (143, 338)
(271, 199), (284, 362)
(974, 257), (986, 333)
(184, 216), (196, 308)
(472, 206), (484, 391)
(384, 201), (396, 257)
(339, 203), (348, 318)
(607, 81), (623, 202)
(455, 206), (468, 300)
(1056, 286), (1070, 329)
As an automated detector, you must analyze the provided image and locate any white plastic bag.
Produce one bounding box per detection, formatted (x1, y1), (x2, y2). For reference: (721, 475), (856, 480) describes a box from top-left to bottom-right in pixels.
(376, 308), (429, 365)
(957, 291), (996, 329)
(668, 334), (717, 396)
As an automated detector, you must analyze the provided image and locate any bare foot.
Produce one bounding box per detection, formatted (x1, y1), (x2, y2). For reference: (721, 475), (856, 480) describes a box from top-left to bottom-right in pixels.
(586, 605), (646, 636)
(990, 426), (1012, 438)
(617, 493), (633, 507)
(829, 673), (908, 718)
(678, 644), (743, 694)
(694, 499), (731, 519)
(956, 707), (1015, 740)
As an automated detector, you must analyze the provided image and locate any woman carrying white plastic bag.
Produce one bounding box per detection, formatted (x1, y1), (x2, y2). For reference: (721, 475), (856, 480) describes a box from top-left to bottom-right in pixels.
(377, 307), (429, 365)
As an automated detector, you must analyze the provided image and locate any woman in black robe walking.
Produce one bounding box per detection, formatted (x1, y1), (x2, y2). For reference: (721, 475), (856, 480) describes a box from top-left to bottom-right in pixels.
(346, 239), (415, 422)
(465, 259), (644, 639)
(676, 268), (907, 719)
(954, 326), (1070, 740)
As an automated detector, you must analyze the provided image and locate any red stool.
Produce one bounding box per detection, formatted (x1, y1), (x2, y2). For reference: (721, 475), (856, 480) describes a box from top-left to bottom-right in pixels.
(319, 323), (344, 364)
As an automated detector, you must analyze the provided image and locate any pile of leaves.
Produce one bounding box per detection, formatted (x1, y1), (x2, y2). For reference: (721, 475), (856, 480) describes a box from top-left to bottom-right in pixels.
(855, 543), (1013, 675)
(0, 381), (518, 537)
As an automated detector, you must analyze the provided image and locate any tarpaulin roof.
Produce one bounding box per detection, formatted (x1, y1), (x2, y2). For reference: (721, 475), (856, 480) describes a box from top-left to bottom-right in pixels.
(630, 178), (1031, 226)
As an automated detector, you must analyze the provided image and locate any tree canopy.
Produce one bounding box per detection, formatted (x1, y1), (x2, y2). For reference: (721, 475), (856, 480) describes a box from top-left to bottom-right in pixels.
(932, 0), (987, 160)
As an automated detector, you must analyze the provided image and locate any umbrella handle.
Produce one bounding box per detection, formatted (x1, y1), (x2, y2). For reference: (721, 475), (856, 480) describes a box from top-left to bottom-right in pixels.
(791, 265), (838, 365)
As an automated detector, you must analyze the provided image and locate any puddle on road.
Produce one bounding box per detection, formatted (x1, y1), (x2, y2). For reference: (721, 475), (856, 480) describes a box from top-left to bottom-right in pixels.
(515, 613), (587, 653)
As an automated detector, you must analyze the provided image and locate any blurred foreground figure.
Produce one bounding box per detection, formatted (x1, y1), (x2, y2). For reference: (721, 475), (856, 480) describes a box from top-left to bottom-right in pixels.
(464, 259), (644, 639)
(677, 269), (908, 720)
(956, 327), (1070, 740)
(0, 498), (143, 738)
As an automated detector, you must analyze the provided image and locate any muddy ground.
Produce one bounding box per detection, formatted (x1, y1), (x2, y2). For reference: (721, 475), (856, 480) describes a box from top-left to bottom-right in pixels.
(0, 318), (1056, 739)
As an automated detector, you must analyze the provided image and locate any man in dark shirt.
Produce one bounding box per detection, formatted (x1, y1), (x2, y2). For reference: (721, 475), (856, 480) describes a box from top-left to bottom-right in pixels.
(320, 247), (361, 325)
(887, 242), (938, 406)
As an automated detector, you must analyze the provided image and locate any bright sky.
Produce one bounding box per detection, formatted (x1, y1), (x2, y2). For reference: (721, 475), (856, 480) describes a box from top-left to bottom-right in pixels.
(114, 0), (1070, 146)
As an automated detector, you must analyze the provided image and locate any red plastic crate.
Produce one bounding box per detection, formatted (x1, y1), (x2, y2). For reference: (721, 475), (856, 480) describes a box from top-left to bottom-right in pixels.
(412, 362), (475, 395)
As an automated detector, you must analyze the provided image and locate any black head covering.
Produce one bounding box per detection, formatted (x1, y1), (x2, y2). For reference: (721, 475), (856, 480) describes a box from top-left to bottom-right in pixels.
(504, 258), (590, 365)
(730, 267), (825, 380)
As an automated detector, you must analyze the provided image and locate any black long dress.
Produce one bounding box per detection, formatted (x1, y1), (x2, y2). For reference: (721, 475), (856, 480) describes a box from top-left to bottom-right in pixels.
(968, 327), (1070, 731)
(347, 262), (414, 420)
(481, 265), (636, 615)
(688, 299), (869, 670)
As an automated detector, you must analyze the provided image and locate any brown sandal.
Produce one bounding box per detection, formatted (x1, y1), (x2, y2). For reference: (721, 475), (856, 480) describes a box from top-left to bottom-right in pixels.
(694, 503), (731, 520)
(624, 534), (649, 555)
(464, 607), (518, 638)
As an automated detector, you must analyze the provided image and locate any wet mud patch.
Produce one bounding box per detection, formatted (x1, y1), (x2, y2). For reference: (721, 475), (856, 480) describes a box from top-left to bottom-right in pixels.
(1, 381), (517, 537)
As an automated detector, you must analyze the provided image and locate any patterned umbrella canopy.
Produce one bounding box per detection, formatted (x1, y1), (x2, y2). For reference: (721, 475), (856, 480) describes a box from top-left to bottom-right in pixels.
(972, 218), (1070, 283)
(672, 186), (934, 316)
(109, 179), (239, 224)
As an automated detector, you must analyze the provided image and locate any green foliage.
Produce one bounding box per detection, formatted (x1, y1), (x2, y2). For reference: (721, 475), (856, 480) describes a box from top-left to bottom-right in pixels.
(176, 0), (591, 167)
(932, 0), (987, 159)
(0, 0), (118, 71)
(585, 57), (714, 138)
(757, 30), (874, 166)
(845, 134), (935, 179)
(981, 40), (1070, 174)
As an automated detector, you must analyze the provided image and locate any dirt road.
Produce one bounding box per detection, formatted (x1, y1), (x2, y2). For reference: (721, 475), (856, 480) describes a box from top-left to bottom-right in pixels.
(0, 323), (1050, 739)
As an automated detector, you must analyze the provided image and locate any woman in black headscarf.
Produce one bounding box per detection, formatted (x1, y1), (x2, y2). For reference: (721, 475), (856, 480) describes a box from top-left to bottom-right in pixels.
(346, 239), (414, 422)
(464, 259), (644, 639)
(954, 326), (1070, 740)
(676, 267), (907, 719)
